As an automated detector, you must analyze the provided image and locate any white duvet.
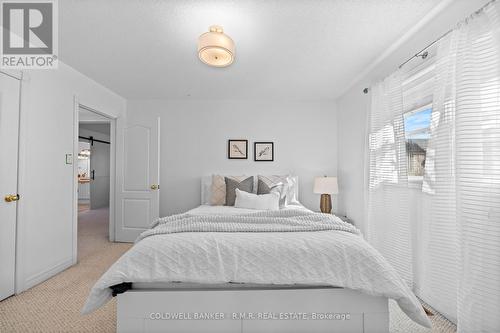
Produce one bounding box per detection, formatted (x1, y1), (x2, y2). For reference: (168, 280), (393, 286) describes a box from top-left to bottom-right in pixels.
(82, 208), (431, 328)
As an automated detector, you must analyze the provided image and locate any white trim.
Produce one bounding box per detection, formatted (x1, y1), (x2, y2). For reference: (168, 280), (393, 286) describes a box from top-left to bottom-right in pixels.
(404, 103), (433, 119)
(79, 103), (114, 119)
(73, 97), (118, 265)
(109, 118), (116, 242)
(79, 120), (111, 125)
(15, 72), (28, 293)
(24, 258), (73, 291)
(402, 64), (436, 87)
(72, 96), (79, 264)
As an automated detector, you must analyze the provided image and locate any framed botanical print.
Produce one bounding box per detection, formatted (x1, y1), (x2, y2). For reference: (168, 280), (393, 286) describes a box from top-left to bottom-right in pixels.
(228, 140), (248, 159)
(254, 142), (274, 161)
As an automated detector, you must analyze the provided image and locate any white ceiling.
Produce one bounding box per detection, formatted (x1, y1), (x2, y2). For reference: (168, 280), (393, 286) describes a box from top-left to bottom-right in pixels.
(60, 0), (444, 101)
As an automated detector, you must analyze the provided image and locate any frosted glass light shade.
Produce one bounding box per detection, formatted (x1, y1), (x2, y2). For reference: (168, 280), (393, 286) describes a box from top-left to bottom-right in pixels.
(198, 25), (235, 67)
(313, 177), (339, 194)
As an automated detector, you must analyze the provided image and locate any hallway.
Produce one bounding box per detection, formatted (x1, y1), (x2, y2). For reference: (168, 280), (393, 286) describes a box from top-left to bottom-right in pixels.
(78, 207), (111, 260)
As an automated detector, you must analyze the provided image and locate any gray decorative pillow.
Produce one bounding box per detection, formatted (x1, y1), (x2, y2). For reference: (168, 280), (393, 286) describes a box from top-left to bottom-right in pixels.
(225, 176), (254, 206)
(257, 175), (288, 207)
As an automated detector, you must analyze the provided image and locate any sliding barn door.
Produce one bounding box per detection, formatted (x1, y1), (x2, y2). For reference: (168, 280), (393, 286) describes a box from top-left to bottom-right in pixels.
(90, 140), (110, 209)
(0, 73), (20, 300)
(115, 117), (160, 242)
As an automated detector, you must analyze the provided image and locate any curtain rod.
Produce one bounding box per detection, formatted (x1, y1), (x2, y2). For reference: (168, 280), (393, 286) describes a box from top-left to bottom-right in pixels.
(398, 0), (496, 70)
(362, 29), (450, 94)
(79, 135), (110, 145)
(397, 29), (452, 69)
(363, 0), (496, 94)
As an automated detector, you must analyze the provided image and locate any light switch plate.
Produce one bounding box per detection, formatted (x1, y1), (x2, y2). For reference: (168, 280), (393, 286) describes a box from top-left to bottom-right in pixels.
(66, 154), (73, 164)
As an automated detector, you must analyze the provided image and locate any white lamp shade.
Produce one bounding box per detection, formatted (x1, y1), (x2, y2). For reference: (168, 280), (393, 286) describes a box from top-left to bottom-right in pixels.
(313, 177), (338, 194)
(198, 25), (235, 67)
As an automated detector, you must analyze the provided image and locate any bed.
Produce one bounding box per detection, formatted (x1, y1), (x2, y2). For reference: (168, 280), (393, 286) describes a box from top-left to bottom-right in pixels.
(83, 176), (431, 333)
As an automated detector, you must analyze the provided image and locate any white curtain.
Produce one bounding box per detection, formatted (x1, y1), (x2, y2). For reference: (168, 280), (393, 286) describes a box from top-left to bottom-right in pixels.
(367, 1), (500, 331)
(419, 32), (459, 322)
(367, 72), (413, 287)
(454, 3), (500, 331)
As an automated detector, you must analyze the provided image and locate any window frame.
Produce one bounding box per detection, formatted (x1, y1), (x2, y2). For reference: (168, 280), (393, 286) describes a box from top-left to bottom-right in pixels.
(403, 103), (433, 186)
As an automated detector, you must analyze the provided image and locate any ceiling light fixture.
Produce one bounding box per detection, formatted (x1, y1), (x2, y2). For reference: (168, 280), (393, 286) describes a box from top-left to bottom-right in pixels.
(198, 25), (235, 67)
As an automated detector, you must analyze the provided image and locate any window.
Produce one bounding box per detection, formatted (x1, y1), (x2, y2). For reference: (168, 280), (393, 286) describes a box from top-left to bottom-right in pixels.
(403, 105), (432, 178)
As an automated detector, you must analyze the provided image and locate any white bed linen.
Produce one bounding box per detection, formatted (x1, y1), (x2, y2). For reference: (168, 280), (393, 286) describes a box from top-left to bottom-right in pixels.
(82, 205), (431, 328)
(187, 204), (310, 216)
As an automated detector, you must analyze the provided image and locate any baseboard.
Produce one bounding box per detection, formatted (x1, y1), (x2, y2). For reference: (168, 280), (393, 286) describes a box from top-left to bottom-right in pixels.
(21, 257), (73, 292)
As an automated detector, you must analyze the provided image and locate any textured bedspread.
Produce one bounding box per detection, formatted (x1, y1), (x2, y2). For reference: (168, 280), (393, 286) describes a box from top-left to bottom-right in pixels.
(82, 210), (431, 328)
(138, 209), (360, 241)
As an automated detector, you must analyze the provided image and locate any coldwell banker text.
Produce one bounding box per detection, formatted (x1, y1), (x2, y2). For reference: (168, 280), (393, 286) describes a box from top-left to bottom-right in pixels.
(1, 0), (58, 69)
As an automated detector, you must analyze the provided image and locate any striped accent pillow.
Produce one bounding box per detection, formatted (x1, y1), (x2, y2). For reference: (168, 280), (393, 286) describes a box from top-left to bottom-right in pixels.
(210, 175), (226, 205)
(257, 175), (289, 207)
(225, 176), (254, 206)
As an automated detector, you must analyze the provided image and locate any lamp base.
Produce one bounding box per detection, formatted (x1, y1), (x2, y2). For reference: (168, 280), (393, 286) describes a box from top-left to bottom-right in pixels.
(320, 194), (332, 214)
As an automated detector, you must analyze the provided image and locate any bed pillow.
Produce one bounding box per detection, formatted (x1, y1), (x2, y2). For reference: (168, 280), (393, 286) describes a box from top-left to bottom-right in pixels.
(210, 175), (248, 205)
(257, 175), (289, 207)
(234, 188), (280, 211)
(210, 175), (226, 205)
(225, 176), (254, 206)
(285, 176), (300, 205)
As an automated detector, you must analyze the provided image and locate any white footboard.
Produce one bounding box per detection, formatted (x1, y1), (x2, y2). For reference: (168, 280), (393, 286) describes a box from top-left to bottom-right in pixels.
(117, 287), (389, 333)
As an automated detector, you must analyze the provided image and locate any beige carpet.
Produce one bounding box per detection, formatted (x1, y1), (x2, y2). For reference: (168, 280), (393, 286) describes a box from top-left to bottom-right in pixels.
(0, 208), (456, 332)
(0, 207), (132, 333)
(78, 202), (90, 213)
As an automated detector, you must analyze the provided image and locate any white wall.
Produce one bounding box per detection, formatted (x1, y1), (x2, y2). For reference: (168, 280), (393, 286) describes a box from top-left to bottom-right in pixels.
(16, 62), (125, 292)
(336, 0), (491, 232)
(127, 100), (338, 216)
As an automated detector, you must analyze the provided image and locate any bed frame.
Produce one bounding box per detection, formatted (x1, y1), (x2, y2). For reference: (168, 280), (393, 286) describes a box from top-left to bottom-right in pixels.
(117, 176), (389, 332)
(117, 286), (389, 332)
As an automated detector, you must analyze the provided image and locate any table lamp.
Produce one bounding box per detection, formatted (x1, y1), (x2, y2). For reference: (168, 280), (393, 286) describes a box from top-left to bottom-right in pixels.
(313, 176), (338, 214)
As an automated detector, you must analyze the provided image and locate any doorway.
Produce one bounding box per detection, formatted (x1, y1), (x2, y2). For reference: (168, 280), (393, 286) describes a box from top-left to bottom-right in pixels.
(75, 105), (116, 261)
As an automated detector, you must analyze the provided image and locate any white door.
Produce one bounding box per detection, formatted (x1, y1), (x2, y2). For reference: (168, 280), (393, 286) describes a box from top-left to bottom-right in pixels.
(90, 139), (110, 209)
(115, 117), (160, 242)
(0, 73), (21, 300)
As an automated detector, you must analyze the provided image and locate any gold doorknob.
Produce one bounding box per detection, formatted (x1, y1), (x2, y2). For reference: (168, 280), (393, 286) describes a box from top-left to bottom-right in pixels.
(5, 194), (20, 202)
(150, 185), (159, 190)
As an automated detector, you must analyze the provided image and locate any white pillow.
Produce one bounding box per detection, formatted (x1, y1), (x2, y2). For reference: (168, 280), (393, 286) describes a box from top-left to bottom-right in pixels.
(234, 188), (280, 211)
(285, 176), (300, 205)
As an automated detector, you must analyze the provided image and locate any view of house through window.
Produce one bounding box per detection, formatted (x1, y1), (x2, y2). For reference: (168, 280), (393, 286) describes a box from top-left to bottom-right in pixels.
(403, 106), (432, 178)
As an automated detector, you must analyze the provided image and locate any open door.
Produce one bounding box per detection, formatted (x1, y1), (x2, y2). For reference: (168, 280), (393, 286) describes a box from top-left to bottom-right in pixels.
(115, 117), (160, 242)
(0, 73), (21, 300)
